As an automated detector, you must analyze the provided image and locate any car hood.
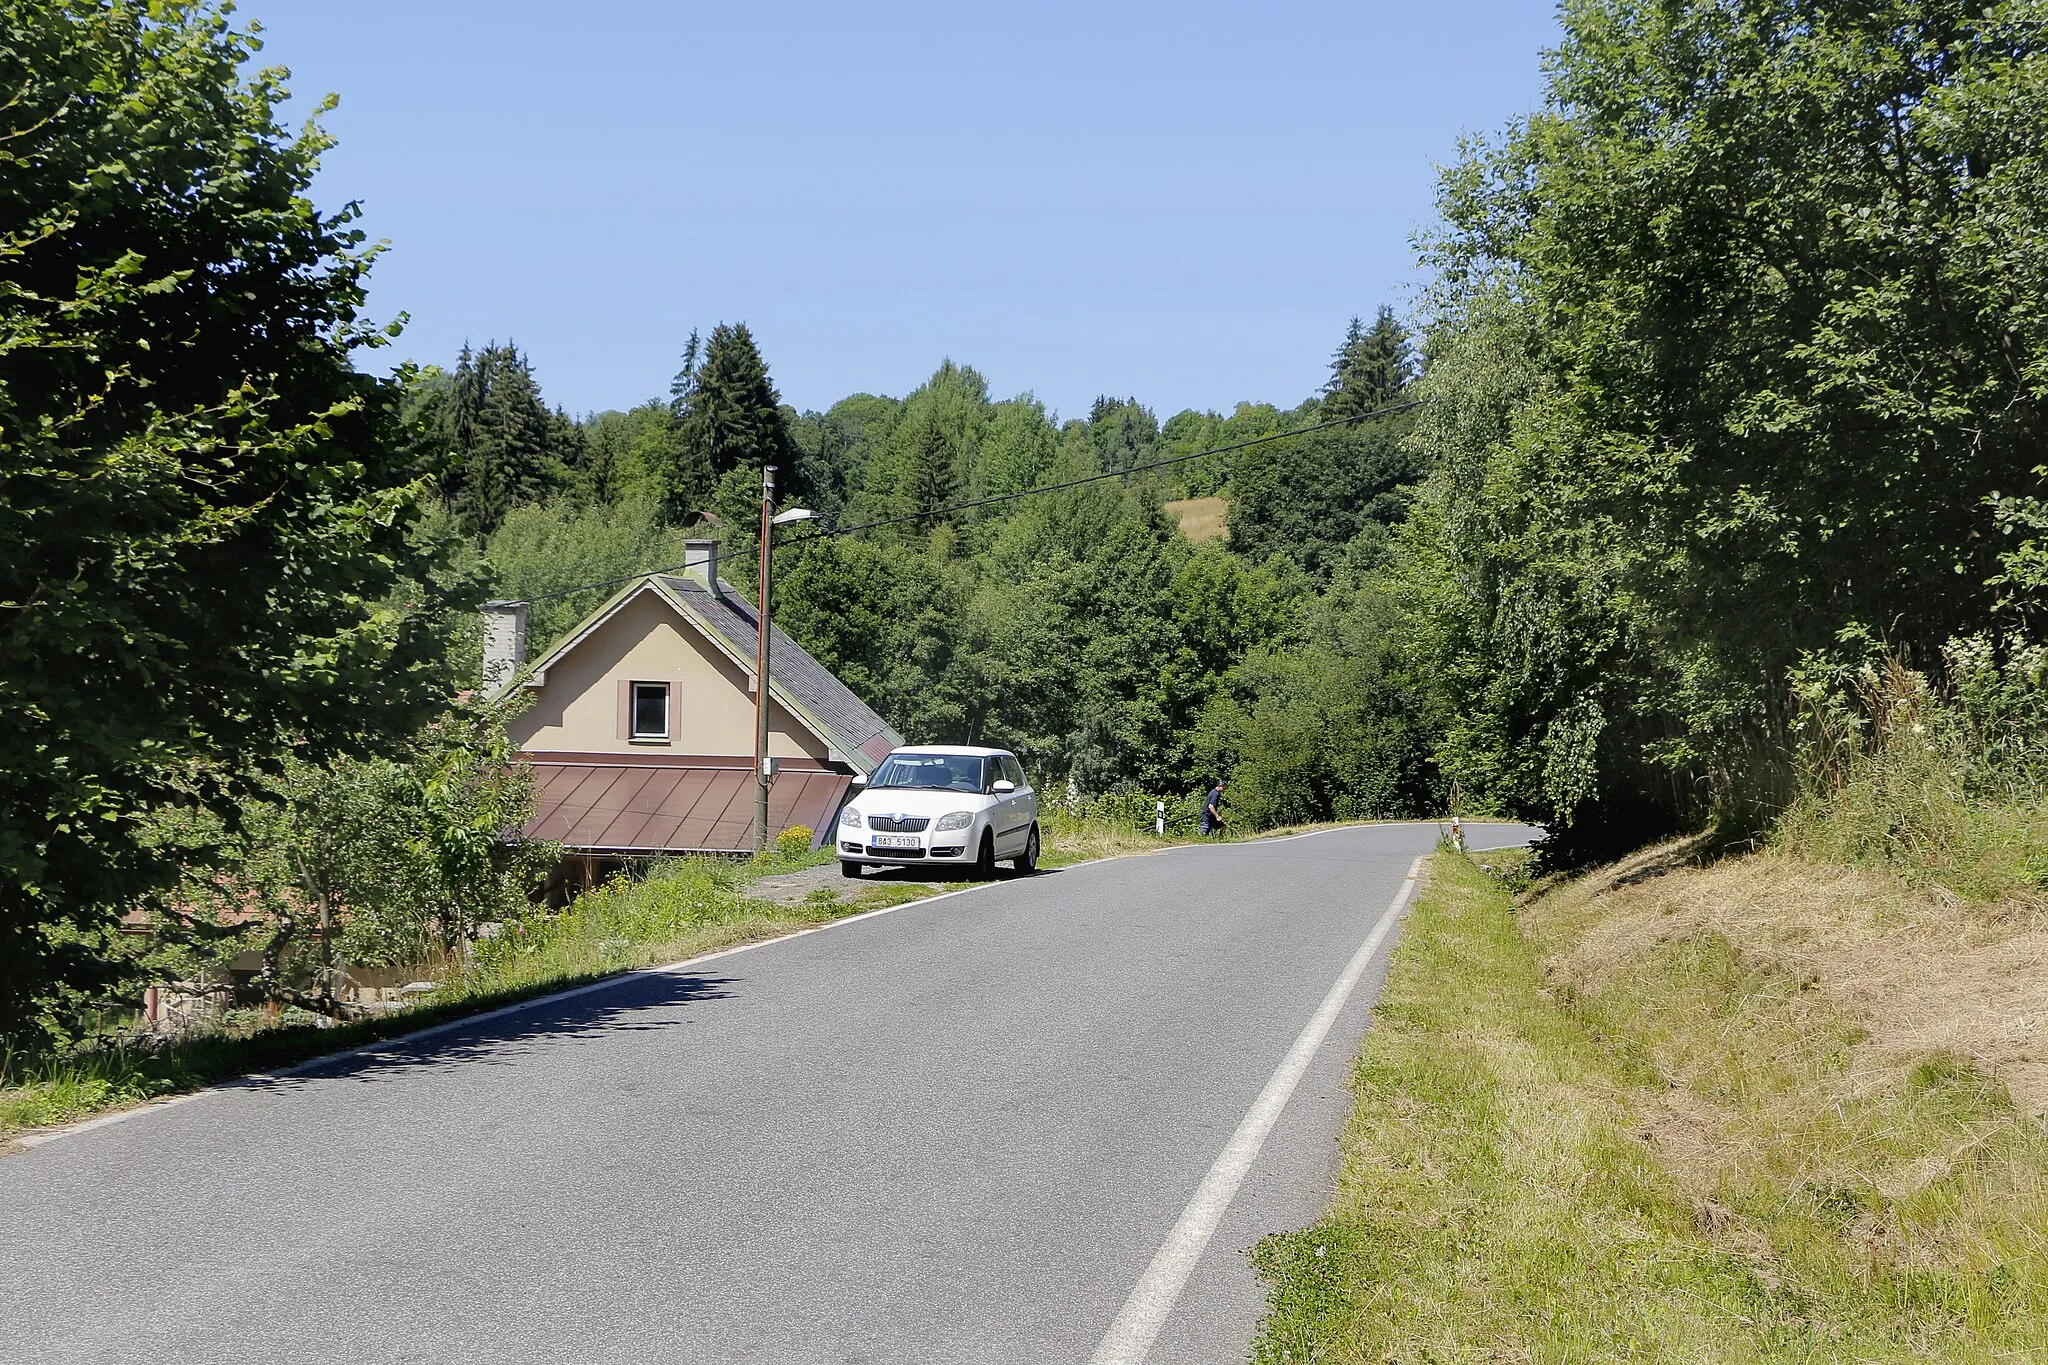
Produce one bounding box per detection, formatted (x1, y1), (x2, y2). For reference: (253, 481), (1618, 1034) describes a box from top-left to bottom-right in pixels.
(848, 788), (994, 821)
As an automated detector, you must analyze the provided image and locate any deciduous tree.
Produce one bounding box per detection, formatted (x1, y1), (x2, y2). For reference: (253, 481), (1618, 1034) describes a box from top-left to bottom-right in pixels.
(0, 0), (469, 1042)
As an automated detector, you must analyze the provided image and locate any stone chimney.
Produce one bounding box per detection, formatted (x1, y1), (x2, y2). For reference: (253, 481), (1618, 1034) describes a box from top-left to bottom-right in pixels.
(680, 539), (719, 588)
(480, 599), (527, 693)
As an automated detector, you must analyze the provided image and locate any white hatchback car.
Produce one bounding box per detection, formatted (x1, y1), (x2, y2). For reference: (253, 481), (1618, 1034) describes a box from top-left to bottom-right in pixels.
(837, 745), (1041, 878)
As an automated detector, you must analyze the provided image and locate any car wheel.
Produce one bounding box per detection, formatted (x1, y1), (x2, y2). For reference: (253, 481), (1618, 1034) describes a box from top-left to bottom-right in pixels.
(1012, 823), (1040, 874)
(840, 860), (863, 879)
(975, 829), (997, 879)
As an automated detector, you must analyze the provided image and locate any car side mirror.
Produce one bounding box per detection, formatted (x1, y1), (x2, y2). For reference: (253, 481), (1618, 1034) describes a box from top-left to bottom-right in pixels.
(991, 779), (1016, 794)
(851, 774), (868, 786)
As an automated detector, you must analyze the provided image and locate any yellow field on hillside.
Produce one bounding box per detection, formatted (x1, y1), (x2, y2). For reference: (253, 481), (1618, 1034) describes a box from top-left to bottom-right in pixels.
(1163, 496), (1228, 543)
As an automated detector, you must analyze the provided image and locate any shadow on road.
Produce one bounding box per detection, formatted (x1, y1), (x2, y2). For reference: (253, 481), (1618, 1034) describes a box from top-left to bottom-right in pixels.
(232, 970), (737, 1090)
(854, 864), (1057, 885)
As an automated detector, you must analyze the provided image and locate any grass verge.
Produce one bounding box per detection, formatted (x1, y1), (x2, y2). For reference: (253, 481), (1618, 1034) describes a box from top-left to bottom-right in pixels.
(1252, 847), (2048, 1362)
(0, 852), (930, 1141)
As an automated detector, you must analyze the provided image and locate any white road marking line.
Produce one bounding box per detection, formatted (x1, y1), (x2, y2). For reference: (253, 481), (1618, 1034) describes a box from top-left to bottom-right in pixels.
(1086, 854), (1429, 1365)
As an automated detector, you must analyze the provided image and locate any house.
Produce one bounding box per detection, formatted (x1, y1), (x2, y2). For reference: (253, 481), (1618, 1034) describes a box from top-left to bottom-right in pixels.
(484, 539), (903, 880)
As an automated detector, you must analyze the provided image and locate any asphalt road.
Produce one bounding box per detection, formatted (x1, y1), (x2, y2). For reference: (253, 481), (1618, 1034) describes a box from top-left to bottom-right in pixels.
(1, 822), (1535, 1364)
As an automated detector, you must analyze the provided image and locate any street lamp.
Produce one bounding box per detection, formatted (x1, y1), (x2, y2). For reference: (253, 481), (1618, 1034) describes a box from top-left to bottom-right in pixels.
(754, 466), (817, 854)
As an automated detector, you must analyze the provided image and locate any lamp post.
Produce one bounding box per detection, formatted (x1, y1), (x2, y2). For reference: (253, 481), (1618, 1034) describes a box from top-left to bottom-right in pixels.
(752, 464), (817, 854)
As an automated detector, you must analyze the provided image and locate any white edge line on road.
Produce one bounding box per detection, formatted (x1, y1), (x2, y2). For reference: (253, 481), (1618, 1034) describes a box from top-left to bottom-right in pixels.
(16, 877), (1001, 1150)
(1086, 853), (1431, 1365)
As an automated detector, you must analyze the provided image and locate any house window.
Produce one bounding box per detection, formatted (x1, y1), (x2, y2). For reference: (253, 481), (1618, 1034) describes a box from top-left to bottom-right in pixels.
(630, 682), (670, 740)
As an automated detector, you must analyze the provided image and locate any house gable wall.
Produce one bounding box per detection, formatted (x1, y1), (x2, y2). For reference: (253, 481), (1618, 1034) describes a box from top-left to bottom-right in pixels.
(507, 590), (831, 762)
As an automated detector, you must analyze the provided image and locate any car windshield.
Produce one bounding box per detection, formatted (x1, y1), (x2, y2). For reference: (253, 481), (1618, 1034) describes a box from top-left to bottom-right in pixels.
(870, 752), (988, 793)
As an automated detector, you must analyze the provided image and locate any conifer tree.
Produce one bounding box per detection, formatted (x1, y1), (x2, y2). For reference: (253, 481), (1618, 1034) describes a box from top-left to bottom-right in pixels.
(665, 323), (790, 522)
(544, 405), (587, 491)
(450, 342), (552, 539)
(1088, 396), (1158, 471)
(907, 417), (960, 527)
(1323, 306), (1415, 418)
(669, 328), (701, 419)
(578, 419), (627, 505)
(438, 344), (480, 504)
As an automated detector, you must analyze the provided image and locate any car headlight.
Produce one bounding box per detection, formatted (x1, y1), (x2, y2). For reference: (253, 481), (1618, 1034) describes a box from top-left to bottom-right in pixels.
(839, 807), (864, 830)
(934, 811), (974, 832)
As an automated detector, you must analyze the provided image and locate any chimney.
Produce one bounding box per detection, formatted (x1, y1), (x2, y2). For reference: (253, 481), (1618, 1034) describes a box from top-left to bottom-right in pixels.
(480, 599), (527, 693)
(681, 539), (719, 588)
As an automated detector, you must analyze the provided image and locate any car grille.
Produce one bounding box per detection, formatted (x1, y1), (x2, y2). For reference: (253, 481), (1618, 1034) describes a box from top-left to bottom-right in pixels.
(869, 845), (926, 858)
(866, 815), (929, 833)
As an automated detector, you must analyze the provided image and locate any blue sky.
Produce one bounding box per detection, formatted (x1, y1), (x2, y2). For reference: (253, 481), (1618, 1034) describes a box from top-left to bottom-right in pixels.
(253, 2), (1562, 421)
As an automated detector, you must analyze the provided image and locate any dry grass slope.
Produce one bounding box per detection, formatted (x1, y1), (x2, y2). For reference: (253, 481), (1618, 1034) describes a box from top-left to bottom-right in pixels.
(1254, 847), (2048, 1362)
(1539, 840), (2048, 1126)
(1164, 495), (1229, 543)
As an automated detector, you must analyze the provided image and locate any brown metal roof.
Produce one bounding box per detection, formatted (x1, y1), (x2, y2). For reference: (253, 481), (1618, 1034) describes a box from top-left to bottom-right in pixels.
(525, 760), (850, 854)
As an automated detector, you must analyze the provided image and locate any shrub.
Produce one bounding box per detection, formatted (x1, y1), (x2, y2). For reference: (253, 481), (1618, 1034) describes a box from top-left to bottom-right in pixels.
(1777, 637), (2048, 900)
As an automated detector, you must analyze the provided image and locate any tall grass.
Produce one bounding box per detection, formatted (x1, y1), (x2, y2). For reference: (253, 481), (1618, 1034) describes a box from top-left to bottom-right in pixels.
(452, 854), (830, 1001)
(1038, 790), (1200, 865)
(1777, 641), (2048, 901)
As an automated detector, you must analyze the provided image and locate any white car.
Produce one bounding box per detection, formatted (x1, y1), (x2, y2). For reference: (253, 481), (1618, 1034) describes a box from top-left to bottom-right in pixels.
(838, 745), (1041, 878)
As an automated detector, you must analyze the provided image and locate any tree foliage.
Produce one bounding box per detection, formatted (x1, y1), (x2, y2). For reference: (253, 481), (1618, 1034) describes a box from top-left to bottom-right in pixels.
(439, 342), (565, 539)
(1324, 306), (1417, 419)
(155, 705), (553, 1014)
(664, 322), (794, 522)
(1401, 0), (2048, 848)
(0, 1), (469, 1043)
(1230, 312), (1423, 579)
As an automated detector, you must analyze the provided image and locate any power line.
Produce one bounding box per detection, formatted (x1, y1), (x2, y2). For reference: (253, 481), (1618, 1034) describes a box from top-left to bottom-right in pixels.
(509, 400), (1422, 606)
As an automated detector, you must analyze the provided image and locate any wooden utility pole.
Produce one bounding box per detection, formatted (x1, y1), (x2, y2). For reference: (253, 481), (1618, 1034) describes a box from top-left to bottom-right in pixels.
(753, 464), (776, 856)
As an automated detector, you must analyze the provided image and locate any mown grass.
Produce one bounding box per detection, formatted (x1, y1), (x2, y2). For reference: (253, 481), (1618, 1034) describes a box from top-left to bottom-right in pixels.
(1252, 849), (2048, 1362)
(0, 849), (926, 1141)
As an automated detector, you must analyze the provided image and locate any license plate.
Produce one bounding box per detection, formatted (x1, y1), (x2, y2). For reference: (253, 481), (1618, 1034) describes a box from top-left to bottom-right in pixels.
(871, 834), (920, 849)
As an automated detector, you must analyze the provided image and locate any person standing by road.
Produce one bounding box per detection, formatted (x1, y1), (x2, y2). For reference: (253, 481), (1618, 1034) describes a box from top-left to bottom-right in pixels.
(1200, 780), (1226, 836)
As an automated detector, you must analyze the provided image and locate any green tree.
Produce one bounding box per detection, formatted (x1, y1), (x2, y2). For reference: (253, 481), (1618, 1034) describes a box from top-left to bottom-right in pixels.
(843, 361), (986, 531)
(1323, 306), (1416, 419)
(0, 1), (469, 1043)
(159, 705), (553, 1009)
(977, 395), (1058, 499)
(544, 404), (586, 488)
(651, 331), (714, 518)
(576, 415), (631, 505)
(907, 415), (961, 528)
(447, 342), (553, 539)
(1407, 0), (2048, 844)
(1089, 396), (1158, 471)
(789, 392), (902, 526)
(667, 322), (793, 521)
(479, 490), (690, 659)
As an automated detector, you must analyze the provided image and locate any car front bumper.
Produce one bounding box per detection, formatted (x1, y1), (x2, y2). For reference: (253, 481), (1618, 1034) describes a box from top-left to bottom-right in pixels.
(839, 838), (974, 864)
